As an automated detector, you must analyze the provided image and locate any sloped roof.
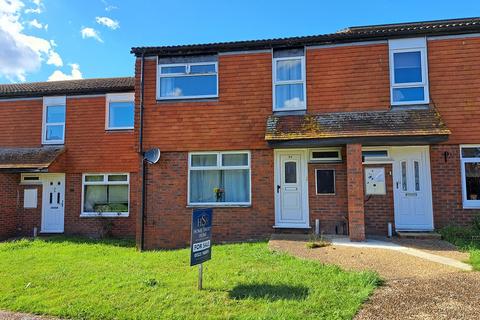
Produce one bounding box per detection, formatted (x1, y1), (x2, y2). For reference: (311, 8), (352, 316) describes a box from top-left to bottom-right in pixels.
(0, 77), (134, 99)
(0, 146), (65, 170)
(265, 108), (451, 142)
(132, 17), (480, 56)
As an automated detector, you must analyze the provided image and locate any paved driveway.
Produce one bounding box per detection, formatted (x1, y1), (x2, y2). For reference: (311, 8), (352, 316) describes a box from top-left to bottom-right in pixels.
(269, 236), (480, 320)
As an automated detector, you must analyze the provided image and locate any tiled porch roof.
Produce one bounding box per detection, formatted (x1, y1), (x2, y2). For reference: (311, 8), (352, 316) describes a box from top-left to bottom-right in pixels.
(265, 108), (451, 143)
(0, 146), (65, 171)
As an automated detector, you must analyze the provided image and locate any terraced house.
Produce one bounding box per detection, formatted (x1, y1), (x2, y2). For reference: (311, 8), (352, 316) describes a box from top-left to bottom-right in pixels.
(2, 17), (480, 249)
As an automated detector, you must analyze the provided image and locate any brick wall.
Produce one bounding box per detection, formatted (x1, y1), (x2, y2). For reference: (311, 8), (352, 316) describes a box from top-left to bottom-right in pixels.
(307, 43), (390, 112)
(363, 164), (394, 236)
(346, 144), (365, 241)
(429, 37), (480, 144)
(16, 184), (42, 237)
(308, 158), (348, 235)
(136, 54), (273, 153)
(0, 173), (19, 239)
(142, 150), (274, 249)
(0, 99), (42, 147)
(63, 173), (137, 238)
(64, 96), (138, 173)
(430, 144), (480, 228)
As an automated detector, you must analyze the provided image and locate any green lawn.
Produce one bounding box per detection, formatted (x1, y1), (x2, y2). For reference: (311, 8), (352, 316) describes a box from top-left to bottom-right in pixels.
(0, 237), (379, 320)
(439, 226), (480, 270)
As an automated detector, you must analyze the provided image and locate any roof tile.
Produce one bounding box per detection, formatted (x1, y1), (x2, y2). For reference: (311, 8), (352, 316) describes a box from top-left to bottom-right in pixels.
(265, 108), (451, 141)
(0, 77), (134, 99)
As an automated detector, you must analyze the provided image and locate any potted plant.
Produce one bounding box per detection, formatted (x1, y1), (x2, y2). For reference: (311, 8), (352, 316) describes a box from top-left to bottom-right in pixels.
(213, 187), (224, 202)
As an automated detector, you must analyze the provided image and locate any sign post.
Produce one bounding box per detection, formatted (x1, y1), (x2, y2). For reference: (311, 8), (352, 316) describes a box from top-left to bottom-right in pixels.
(190, 208), (213, 290)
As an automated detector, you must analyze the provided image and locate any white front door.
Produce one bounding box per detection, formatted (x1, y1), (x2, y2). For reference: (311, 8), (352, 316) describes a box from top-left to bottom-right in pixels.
(41, 174), (65, 233)
(275, 150), (309, 228)
(391, 146), (433, 231)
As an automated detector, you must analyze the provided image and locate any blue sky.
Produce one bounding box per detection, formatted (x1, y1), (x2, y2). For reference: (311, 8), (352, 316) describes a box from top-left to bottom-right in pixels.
(1, 0), (479, 83)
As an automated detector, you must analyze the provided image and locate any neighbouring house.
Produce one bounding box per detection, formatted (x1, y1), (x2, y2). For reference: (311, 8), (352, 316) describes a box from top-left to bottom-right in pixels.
(0, 78), (138, 240)
(2, 17), (480, 249)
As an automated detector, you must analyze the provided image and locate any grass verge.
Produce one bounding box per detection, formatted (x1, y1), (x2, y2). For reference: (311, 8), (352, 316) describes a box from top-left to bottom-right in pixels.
(439, 226), (480, 270)
(0, 237), (379, 320)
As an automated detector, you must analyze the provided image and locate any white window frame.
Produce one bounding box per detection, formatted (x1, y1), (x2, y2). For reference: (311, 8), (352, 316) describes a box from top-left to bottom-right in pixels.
(156, 61), (218, 100)
(20, 173), (42, 185)
(105, 92), (135, 130)
(362, 147), (393, 164)
(81, 173), (130, 217)
(389, 37), (429, 105)
(309, 148), (342, 162)
(460, 145), (480, 209)
(187, 151), (251, 206)
(315, 169), (336, 195)
(272, 56), (307, 111)
(42, 96), (66, 145)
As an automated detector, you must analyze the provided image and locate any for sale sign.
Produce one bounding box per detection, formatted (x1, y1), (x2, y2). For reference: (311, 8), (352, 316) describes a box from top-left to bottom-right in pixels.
(190, 208), (212, 266)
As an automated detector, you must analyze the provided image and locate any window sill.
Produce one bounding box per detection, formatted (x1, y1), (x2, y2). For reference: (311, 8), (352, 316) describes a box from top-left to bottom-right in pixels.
(273, 108), (307, 113)
(187, 204), (251, 208)
(156, 97), (219, 104)
(390, 103), (430, 109)
(80, 213), (129, 218)
(462, 205), (480, 210)
(42, 142), (64, 145)
(105, 128), (134, 132)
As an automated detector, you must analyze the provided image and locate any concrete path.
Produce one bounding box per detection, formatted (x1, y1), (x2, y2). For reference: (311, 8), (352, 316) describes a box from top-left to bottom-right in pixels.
(327, 236), (472, 271)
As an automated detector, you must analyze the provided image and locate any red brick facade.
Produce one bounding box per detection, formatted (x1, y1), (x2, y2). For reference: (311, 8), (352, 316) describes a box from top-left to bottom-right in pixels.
(143, 150), (274, 249)
(308, 157), (348, 235)
(0, 94), (138, 240)
(0, 174), (19, 239)
(346, 144), (366, 241)
(3, 28), (480, 247)
(364, 164), (395, 236)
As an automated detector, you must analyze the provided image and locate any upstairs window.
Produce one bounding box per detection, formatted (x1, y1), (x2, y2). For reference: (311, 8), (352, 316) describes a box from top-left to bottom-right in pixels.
(43, 96), (66, 144)
(106, 93), (134, 130)
(157, 62), (218, 99)
(389, 38), (429, 105)
(273, 49), (306, 111)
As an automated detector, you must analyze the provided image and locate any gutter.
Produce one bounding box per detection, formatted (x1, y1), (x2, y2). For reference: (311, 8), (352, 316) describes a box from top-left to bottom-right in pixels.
(138, 52), (146, 251)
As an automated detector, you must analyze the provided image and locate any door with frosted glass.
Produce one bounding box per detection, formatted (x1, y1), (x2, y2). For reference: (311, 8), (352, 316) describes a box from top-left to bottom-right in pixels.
(392, 147), (433, 230)
(277, 153), (306, 226)
(41, 174), (65, 233)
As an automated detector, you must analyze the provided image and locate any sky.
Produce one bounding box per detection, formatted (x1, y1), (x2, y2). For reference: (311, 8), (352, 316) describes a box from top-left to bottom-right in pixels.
(1, 0), (479, 83)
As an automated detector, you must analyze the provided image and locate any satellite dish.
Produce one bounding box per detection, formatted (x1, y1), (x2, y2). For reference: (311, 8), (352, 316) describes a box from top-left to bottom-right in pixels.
(144, 148), (160, 164)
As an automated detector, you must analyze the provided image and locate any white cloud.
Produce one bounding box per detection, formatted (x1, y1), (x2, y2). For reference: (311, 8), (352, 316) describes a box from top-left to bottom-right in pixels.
(0, 0), (63, 82)
(47, 51), (62, 67)
(25, 7), (41, 14)
(80, 27), (103, 42)
(48, 63), (82, 81)
(24, 0), (43, 14)
(28, 18), (42, 29)
(101, 0), (117, 11)
(95, 16), (119, 30)
(105, 5), (117, 11)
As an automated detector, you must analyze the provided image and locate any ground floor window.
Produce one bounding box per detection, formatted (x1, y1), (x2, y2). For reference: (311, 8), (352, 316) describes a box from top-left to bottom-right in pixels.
(82, 173), (129, 216)
(188, 151), (251, 205)
(461, 146), (480, 208)
(315, 169), (335, 194)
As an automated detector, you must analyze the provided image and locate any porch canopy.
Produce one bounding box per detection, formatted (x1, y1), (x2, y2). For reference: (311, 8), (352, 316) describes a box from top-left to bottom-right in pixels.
(265, 108), (451, 147)
(0, 146), (65, 173)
